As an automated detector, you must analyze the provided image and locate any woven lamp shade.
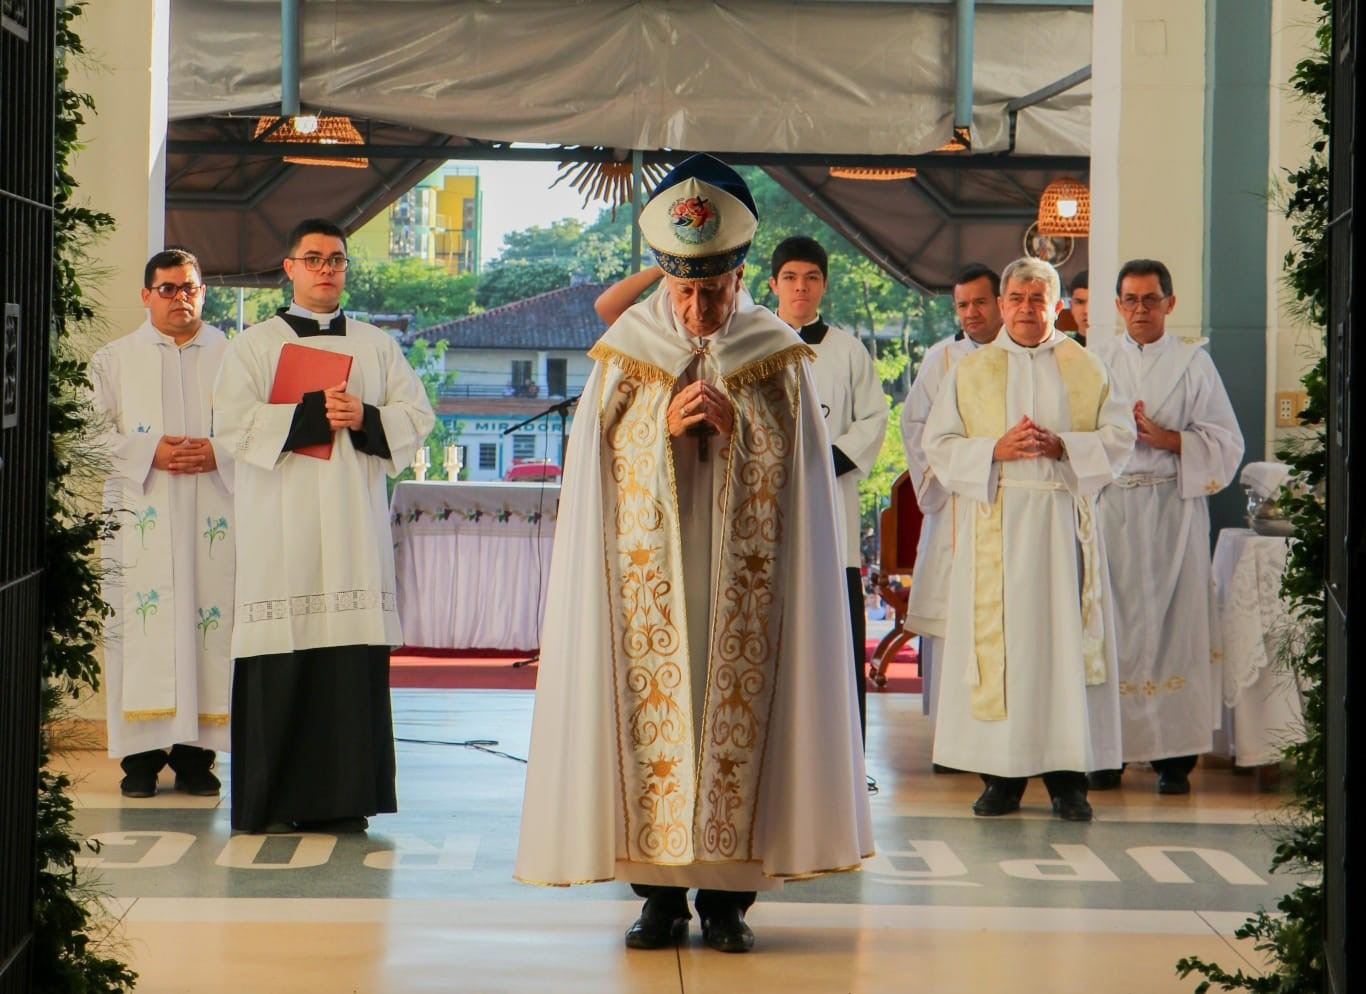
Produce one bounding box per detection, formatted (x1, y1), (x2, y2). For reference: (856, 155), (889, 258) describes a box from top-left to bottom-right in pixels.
(828, 166), (917, 181)
(253, 115), (369, 169)
(1036, 177), (1090, 237)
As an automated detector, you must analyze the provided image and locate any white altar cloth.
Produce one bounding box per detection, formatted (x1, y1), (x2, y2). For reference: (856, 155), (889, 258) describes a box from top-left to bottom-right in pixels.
(1211, 527), (1306, 768)
(391, 481), (559, 650)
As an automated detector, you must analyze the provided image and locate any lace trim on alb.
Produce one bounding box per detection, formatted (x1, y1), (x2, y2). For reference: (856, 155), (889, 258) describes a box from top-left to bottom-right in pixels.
(240, 589), (397, 623)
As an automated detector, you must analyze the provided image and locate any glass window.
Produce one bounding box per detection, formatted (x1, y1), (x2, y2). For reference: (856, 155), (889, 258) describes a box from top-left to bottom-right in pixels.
(512, 435), (537, 459)
(478, 443), (498, 470)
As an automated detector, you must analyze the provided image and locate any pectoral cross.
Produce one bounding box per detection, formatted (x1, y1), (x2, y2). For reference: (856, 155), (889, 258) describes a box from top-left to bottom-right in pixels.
(686, 338), (717, 462)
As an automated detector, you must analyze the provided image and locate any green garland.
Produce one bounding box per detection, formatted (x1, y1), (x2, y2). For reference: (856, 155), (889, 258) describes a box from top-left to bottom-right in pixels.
(33, 4), (137, 992)
(1176, 2), (1329, 991)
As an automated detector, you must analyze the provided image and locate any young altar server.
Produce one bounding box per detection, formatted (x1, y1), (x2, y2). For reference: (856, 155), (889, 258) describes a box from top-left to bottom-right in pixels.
(213, 218), (434, 834)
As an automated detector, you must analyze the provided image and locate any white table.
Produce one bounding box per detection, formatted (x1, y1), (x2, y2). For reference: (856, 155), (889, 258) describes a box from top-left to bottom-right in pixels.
(391, 481), (559, 650)
(1211, 527), (1306, 768)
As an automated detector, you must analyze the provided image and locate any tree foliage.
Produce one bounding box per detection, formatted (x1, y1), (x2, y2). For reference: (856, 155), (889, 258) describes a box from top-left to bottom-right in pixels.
(343, 257), (477, 329)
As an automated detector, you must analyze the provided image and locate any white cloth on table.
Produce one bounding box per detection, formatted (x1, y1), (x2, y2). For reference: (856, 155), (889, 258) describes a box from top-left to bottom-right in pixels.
(391, 481), (558, 650)
(1239, 461), (1291, 500)
(1211, 528), (1306, 767)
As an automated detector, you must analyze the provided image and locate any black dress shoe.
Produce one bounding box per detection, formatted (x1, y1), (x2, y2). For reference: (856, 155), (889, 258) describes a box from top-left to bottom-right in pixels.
(173, 768), (222, 796)
(119, 772), (158, 798)
(1051, 790), (1094, 822)
(972, 783), (1021, 817)
(1087, 769), (1123, 791)
(625, 898), (690, 950)
(700, 905), (754, 953)
(1157, 770), (1191, 795)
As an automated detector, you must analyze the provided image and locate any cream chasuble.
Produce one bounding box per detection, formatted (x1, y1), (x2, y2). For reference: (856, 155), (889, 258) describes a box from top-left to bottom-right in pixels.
(91, 322), (235, 756)
(1092, 333), (1244, 761)
(516, 290), (873, 890)
(923, 330), (1134, 778)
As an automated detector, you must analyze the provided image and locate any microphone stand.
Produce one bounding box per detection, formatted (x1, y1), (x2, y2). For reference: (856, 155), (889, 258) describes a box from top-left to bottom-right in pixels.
(502, 394), (579, 668)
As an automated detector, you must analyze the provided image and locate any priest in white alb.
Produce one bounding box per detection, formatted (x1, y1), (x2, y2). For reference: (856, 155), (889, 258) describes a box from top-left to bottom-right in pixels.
(901, 263), (1002, 724)
(515, 156), (872, 954)
(92, 248), (234, 799)
(923, 256), (1135, 822)
(1090, 258), (1244, 795)
(213, 218), (434, 835)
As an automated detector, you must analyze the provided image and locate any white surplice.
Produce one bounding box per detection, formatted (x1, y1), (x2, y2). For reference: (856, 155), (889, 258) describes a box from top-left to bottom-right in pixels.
(923, 329), (1135, 776)
(900, 334), (981, 717)
(806, 322), (889, 568)
(1091, 332), (1244, 762)
(515, 290), (872, 891)
(91, 322), (235, 757)
(212, 314), (434, 657)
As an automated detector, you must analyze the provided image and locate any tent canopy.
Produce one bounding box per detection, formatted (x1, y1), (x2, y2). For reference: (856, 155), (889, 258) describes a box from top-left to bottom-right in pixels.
(166, 0), (1092, 290)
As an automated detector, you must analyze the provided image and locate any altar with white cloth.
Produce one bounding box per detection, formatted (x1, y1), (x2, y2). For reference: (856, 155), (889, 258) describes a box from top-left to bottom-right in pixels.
(1211, 527), (1306, 768)
(391, 481), (559, 650)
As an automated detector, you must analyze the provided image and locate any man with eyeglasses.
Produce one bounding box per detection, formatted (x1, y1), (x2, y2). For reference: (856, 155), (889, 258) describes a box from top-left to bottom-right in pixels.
(213, 218), (434, 835)
(901, 263), (1003, 729)
(1089, 258), (1244, 796)
(923, 257), (1134, 822)
(90, 248), (235, 799)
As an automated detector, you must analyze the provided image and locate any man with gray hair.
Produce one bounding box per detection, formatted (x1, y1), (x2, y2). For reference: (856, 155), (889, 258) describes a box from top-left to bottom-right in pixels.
(922, 257), (1135, 821)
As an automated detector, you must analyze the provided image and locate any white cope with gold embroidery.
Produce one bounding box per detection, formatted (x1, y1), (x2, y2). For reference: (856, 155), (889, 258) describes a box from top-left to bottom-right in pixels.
(516, 289), (872, 891)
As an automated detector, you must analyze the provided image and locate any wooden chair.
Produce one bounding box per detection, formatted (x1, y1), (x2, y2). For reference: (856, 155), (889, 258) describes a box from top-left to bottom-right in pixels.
(868, 470), (925, 687)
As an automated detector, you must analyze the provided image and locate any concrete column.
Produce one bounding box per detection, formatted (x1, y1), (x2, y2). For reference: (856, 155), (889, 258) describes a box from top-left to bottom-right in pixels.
(1266, 0), (1327, 455)
(67, 0), (171, 343)
(65, 0), (172, 739)
(1204, 0), (1272, 529)
(1088, 0), (1209, 347)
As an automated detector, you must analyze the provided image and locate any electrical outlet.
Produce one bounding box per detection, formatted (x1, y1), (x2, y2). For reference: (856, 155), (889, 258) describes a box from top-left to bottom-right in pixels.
(1275, 390), (1308, 427)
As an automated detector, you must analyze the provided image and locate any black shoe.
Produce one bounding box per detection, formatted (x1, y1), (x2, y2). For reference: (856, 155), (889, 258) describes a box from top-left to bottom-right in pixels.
(1087, 769), (1123, 791)
(972, 783), (1021, 817)
(173, 768), (222, 796)
(1051, 790), (1094, 822)
(700, 905), (755, 953)
(119, 771), (158, 798)
(1157, 770), (1191, 795)
(932, 764), (968, 774)
(625, 898), (690, 950)
(295, 816), (369, 833)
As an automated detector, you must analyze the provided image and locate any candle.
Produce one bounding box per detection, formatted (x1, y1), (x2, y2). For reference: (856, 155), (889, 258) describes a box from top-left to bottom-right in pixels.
(413, 446), (429, 481)
(445, 444), (460, 480)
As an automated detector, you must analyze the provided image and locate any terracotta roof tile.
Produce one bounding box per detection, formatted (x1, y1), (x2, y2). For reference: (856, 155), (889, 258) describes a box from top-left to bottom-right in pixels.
(420, 283), (610, 351)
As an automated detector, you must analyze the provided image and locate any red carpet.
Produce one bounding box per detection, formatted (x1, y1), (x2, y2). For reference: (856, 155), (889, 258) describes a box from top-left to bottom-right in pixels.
(391, 639), (922, 692)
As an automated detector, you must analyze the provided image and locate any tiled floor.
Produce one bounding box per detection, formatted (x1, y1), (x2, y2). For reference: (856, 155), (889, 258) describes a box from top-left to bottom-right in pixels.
(56, 687), (1292, 994)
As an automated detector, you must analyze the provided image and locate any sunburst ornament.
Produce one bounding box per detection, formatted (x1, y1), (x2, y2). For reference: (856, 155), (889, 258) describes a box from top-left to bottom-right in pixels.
(552, 156), (670, 218)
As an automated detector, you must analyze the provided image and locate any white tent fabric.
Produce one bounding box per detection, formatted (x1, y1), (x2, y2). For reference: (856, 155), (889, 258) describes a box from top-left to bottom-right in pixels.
(169, 0), (1091, 157)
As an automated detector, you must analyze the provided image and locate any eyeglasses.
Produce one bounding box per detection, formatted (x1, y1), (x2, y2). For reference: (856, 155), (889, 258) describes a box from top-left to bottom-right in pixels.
(149, 282), (205, 299)
(288, 254), (350, 272)
(1118, 294), (1168, 312)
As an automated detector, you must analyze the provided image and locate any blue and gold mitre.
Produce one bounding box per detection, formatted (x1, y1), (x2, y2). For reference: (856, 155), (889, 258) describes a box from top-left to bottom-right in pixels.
(639, 154), (758, 280)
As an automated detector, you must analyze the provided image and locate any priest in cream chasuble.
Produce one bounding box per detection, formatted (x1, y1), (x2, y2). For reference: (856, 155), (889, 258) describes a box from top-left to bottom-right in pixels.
(91, 249), (235, 798)
(923, 258), (1135, 821)
(516, 156), (872, 953)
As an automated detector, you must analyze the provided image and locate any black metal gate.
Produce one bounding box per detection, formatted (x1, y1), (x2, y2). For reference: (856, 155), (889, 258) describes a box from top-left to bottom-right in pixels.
(1, 1), (54, 992)
(1327, 2), (1365, 991)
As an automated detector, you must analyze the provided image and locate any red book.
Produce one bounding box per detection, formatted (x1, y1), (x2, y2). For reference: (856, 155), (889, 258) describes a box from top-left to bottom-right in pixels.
(268, 342), (354, 460)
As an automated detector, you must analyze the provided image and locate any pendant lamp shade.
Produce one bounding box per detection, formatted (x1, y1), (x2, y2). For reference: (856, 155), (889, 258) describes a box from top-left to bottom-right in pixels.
(1036, 177), (1090, 237)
